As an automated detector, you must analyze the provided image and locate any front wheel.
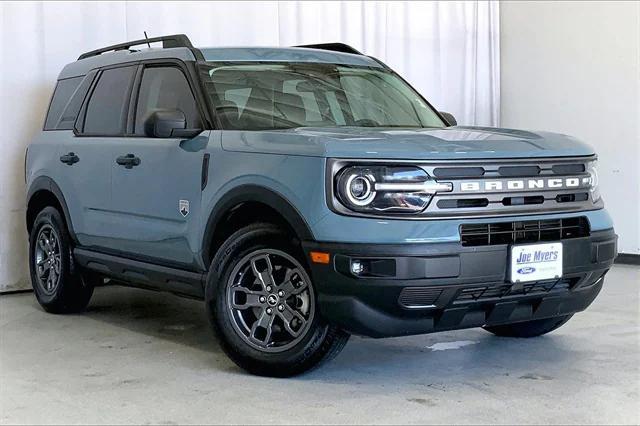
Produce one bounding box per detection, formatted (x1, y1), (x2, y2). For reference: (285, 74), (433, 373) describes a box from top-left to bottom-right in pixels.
(483, 314), (574, 338)
(206, 223), (349, 377)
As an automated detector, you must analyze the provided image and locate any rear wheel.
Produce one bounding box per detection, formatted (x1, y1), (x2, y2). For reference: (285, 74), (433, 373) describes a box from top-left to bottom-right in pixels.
(206, 223), (349, 377)
(29, 207), (94, 313)
(483, 314), (573, 338)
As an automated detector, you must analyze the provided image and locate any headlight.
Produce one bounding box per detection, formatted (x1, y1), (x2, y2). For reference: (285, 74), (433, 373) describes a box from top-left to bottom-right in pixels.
(335, 165), (452, 214)
(586, 160), (600, 202)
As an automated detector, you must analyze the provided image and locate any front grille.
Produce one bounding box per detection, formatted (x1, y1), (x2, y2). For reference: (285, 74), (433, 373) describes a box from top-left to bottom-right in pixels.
(424, 157), (597, 217)
(454, 277), (576, 303)
(460, 217), (590, 247)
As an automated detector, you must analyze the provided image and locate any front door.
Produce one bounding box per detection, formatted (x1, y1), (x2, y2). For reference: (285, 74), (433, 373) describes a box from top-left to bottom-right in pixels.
(107, 64), (209, 270)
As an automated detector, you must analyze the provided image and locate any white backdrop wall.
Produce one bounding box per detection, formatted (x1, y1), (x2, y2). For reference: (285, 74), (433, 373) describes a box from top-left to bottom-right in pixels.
(501, 1), (640, 255)
(0, 1), (500, 291)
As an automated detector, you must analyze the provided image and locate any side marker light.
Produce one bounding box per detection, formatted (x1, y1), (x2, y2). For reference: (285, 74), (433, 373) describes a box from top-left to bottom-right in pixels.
(310, 251), (330, 264)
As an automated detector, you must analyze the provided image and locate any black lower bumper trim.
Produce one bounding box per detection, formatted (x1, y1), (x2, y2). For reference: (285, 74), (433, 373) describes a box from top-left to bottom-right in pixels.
(303, 229), (616, 338)
(318, 278), (603, 338)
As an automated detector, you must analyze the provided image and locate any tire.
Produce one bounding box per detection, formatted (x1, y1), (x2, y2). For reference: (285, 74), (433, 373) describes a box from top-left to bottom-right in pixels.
(206, 223), (349, 377)
(29, 206), (94, 314)
(483, 314), (574, 338)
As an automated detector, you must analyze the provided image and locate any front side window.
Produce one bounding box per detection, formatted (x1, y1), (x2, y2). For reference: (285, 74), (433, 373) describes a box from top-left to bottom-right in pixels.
(202, 63), (444, 130)
(83, 66), (136, 135)
(134, 67), (200, 135)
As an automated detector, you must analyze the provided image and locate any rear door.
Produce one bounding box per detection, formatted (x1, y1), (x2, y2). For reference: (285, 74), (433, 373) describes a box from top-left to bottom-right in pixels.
(107, 63), (208, 270)
(58, 65), (137, 249)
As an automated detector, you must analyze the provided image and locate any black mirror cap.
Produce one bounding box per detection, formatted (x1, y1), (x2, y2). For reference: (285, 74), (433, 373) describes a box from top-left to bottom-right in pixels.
(440, 111), (457, 126)
(145, 109), (197, 138)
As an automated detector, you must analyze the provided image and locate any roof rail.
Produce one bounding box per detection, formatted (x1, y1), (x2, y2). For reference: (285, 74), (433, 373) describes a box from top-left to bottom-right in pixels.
(78, 34), (195, 60)
(295, 43), (362, 55)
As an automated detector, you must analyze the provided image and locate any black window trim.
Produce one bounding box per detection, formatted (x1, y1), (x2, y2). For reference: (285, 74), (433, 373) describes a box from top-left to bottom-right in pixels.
(73, 58), (214, 138)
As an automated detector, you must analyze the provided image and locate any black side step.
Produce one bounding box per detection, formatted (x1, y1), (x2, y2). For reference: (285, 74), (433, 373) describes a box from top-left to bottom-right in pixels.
(74, 248), (205, 299)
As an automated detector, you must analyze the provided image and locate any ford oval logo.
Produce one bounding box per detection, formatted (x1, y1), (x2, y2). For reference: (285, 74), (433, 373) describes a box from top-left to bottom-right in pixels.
(517, 267), (536, 274)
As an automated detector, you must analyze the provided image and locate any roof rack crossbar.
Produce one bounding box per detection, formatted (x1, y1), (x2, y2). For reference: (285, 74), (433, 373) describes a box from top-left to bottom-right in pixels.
(295, 43), (362, 55)
(78, 34), (194, 60)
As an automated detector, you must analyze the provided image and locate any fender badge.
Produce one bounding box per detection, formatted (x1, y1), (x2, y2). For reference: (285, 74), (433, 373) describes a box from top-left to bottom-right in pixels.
(179, 200), (190, 217)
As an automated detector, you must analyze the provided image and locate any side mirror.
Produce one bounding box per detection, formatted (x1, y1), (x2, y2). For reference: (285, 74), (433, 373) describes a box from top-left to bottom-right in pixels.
(439, 111), (457, 126)
(144, 109), (202, 138)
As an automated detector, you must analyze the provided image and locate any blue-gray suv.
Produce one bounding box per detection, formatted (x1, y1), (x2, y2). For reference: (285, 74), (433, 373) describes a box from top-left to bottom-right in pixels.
(26, 34), (617, 376)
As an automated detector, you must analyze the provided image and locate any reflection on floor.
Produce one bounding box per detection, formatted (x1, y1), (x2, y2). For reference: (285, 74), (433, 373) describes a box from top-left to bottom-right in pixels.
(1, 265), (638, 424)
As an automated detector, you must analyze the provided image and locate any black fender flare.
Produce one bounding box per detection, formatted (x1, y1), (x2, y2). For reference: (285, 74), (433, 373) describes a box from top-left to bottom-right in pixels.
(26, 176), (78, 243)
(201, 185), (315, 264)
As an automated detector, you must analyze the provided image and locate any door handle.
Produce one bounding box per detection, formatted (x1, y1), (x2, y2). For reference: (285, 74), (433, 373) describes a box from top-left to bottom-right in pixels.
(116, 154), (141, 169)
(59, 152), (79, 165)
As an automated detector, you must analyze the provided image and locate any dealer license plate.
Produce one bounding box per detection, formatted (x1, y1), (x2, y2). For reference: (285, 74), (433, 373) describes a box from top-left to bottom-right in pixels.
(510, 242), (563, 283)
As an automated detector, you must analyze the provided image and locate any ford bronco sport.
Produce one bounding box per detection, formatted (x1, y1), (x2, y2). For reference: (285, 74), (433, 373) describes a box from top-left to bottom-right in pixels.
(26, 34), (617, 376)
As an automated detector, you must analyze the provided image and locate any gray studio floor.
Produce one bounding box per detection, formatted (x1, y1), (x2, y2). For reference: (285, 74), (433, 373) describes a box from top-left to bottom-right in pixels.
(0, 264), (638, 425)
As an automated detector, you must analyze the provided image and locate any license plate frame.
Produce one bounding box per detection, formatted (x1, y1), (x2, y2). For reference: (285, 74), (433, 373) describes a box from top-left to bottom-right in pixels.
(510, 242), (563, 283)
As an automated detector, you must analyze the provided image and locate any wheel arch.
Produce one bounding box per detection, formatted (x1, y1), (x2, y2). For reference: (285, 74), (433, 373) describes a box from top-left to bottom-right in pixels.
(26, 176), (77, 242)
(201, 185), (315, 267)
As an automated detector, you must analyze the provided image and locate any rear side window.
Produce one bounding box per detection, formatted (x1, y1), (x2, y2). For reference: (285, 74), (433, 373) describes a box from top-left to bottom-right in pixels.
(134, 67), (200, 135)
(44, 77), (82, 130)
(83, 66), (136, 135)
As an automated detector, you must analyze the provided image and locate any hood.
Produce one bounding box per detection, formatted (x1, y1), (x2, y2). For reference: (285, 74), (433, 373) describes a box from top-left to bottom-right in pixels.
(221, 126), (595, 160)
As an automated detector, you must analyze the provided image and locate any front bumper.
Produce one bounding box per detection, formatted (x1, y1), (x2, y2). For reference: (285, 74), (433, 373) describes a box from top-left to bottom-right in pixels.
(303, 229), (617, 338)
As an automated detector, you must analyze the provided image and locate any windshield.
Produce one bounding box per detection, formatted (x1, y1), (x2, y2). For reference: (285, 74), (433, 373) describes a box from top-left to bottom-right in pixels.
(201, 63), (445, 130)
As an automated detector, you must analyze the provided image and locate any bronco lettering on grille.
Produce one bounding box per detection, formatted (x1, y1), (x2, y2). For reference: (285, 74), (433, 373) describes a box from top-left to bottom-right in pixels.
(459, 176), (591, 192)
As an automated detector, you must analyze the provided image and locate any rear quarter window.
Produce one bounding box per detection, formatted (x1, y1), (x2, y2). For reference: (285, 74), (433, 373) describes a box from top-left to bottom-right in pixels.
(43, 73), (97, 131)
(44, 77), (83, 130)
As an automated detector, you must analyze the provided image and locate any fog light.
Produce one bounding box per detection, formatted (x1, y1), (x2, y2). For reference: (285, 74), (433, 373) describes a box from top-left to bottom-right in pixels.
(337, 257), (396, 278)
(351, 260), (365, 275)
